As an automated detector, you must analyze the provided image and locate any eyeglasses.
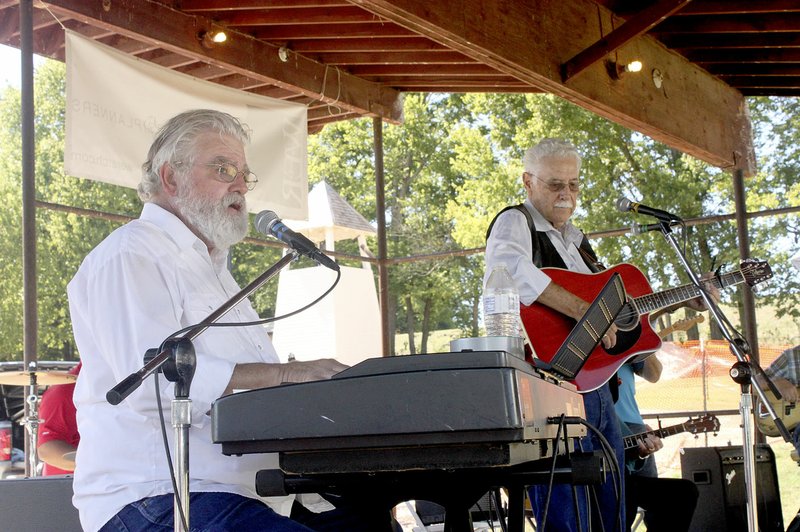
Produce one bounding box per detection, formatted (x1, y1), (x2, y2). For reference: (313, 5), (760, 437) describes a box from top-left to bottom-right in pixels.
(206, 162), (258, 190)
(533, 174), (580, 193)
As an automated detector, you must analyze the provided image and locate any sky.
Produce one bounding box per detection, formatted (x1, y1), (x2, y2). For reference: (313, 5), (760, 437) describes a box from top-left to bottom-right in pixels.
(1, 44), (22, 88)
(0, 43), (45, 89)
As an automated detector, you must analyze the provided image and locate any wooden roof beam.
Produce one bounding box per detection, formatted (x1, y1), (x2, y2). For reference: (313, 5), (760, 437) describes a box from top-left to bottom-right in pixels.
(348, 63), (505, 76)
(40, 0), (403, 122)
(181, 0), (354, 13)
(677, 0), (800, 16)
(659, 31), (800, 49)
(721, 76), (800, 88)
(253, 22), (416, 40)
(707, 63), (800, 76)
(351, 0), (756, 174)
(655, 13), (800, 33)
(290, 37), (447, 53)
(562, 0), (692, 82)
(315, 51), (476, 66)
(221, 6), (384, 26)
(689, 48), (800, 63)
(740, 88), (800, 96)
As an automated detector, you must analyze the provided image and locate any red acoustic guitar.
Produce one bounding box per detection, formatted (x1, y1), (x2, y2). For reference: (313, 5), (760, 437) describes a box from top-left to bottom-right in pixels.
(520, 259), (772, 393)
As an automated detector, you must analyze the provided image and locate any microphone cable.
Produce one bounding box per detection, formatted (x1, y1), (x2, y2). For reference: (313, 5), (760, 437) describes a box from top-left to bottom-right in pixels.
(162, 267), (341, 343)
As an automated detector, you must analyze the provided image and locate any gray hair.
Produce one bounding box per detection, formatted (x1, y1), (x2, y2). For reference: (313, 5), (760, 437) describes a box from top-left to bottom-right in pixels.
(522, 138), (582, 174)
(139, 109), (251, 202)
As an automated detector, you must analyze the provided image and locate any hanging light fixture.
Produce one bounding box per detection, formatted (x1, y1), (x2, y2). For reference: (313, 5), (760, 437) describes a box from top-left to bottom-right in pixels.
(606, 59), (643, 80)
(199, 28), (228, 49)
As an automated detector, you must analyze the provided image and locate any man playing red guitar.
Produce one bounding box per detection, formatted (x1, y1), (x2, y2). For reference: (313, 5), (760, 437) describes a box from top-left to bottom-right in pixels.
(486, 138), (625, 532)
(485, 138), (714, 532)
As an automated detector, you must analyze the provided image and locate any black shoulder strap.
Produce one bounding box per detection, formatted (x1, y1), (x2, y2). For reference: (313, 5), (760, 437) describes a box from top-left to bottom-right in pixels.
(578, 235), (605, 273)
(486, 204), (541, 267)
(487, 204), (603, 272)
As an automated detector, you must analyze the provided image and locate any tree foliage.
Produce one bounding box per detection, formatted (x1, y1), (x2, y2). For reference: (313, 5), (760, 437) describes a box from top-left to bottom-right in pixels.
(2, 61), (798, 358)
(743, 97), (800, 324)
(0, 61), (281, 360)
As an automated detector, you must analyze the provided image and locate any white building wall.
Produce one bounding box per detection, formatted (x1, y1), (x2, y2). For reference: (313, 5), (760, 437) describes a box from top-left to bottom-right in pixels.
(272, 265), (382, 366)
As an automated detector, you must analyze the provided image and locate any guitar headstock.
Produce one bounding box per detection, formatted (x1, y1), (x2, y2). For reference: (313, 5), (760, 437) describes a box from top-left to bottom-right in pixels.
(658, 315), (705, 339)
(739, 259), (773, 287)
(687, 414), (721, 436)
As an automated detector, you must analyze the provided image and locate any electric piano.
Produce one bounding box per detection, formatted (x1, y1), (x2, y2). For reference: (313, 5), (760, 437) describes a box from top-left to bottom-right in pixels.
(212, 350), (586, 472)
(211, 351), (599, 532)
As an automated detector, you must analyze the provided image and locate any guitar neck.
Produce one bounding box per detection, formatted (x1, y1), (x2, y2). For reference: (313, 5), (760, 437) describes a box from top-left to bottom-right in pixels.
(623, 422), (687, 450)
(633, 270), (744, 315)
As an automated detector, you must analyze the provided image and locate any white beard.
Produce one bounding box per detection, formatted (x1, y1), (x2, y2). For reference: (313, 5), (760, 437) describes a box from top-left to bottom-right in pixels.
(173, 184), (248, 253)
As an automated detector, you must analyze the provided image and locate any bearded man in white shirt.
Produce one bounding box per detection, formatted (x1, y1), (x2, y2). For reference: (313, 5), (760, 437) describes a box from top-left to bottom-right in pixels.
(68, 109), (387, 532)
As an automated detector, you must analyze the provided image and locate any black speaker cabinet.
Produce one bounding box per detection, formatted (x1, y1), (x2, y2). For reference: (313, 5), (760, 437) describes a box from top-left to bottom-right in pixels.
(0, 476), (81, 531)
(681, 444), (783, 532)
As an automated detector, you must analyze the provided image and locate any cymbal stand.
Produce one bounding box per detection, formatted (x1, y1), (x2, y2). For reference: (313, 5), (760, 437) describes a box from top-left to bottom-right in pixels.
(656, 220), (792, 532)
(22, 362), (41, 477)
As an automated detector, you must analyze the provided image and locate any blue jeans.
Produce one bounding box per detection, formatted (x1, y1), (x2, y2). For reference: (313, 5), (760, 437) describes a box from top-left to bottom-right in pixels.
(100, 492), (312, 532)
(528, 384), (626, 532)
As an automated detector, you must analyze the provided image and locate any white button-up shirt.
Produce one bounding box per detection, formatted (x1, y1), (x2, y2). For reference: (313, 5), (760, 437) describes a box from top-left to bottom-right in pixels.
(484, 199), (592, 305)
(69, 203), (290, 532)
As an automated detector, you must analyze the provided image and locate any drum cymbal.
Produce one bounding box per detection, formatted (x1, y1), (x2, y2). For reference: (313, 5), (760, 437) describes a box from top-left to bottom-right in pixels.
(0, 371), (77, 386)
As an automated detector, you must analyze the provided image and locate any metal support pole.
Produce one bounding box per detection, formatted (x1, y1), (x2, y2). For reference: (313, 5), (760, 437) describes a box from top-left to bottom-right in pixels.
(373, 117), (390, 357)
(20, 0), (38, 478)
(732, 169), (764, 445)
(732, 169), (759, 362)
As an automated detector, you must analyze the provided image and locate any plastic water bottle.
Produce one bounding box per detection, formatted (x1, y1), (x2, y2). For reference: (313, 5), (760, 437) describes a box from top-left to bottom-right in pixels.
(483, 264), (521, 337)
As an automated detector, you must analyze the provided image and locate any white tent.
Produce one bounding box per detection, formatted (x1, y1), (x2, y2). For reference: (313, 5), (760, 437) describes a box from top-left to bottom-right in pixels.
(272, 182), (381, 366)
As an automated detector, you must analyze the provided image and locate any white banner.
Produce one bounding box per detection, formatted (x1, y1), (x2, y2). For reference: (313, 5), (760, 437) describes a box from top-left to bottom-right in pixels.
(64, 30), (308, 218)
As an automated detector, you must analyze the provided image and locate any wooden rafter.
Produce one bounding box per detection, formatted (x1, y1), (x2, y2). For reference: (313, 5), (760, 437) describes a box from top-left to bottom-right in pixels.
(654, 12), (800, 33)
(350, 0), (756, 174)
(561, 0), (692, 82)
(39, 0), (403, 122)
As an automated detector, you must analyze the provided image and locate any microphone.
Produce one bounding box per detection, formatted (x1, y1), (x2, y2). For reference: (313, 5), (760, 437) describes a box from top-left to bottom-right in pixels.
(255, 210), (340, 271)
(616, 197), (682, 222)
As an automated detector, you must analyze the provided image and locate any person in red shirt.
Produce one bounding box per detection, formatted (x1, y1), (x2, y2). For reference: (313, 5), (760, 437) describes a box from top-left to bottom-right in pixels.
(37, 362), (81, 475)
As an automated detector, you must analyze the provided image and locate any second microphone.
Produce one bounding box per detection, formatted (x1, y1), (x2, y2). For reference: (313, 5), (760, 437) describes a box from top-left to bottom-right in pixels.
(255, 210), (340, 271)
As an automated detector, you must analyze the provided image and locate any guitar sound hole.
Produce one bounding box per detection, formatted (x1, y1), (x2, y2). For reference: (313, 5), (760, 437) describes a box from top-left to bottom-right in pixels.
(614, 301), (639, 331)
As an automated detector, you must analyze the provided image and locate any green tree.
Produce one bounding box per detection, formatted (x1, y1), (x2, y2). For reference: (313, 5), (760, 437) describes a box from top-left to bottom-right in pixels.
(0, 60), (143, 359)
(745, 97), (800, 328)
(448, 93), (789, 339)
(3, 62), (796, 359)
(309, 94), (486, 353)
(0, 62), (304, 360)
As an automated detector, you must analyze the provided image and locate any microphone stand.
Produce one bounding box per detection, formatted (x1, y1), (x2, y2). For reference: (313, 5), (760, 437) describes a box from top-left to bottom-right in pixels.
(106, 250), (299, 532)
(654, 220), (792, 532)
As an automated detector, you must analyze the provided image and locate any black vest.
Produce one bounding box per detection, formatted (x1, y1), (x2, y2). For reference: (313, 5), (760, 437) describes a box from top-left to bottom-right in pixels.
(485, 204), (602, 272)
